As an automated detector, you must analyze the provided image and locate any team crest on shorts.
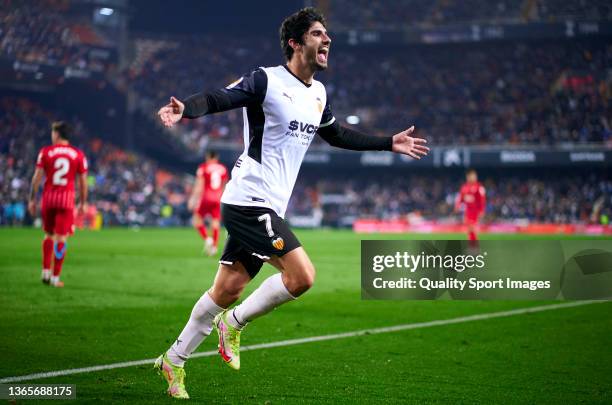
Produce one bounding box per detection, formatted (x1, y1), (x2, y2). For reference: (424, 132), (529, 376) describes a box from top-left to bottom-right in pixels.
(272, 237), (285, 250)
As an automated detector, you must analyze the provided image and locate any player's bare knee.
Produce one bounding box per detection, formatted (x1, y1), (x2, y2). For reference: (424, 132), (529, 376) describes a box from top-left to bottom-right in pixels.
(284, 264), (315, 296)
(209, 286), (240, 307)
(210, 267), (249, 306)
(222, 281), (245, 302)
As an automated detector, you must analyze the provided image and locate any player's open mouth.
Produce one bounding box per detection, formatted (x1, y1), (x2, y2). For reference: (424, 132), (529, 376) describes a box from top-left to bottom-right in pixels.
(317, 47), (329, 63)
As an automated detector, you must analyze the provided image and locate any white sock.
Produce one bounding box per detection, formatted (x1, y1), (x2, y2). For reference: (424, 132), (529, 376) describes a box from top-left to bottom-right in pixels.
(42, 269), (51, 280)
(50, 275), (59, 285)
(229, 273), (295, 330)
(167, 292), (224, 367)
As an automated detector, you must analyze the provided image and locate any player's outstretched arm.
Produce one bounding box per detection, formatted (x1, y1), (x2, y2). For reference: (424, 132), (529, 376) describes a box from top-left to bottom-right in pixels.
(28, 168), (43, 217)
(157, 69), (267, 128)
(317, 121), (429, 159)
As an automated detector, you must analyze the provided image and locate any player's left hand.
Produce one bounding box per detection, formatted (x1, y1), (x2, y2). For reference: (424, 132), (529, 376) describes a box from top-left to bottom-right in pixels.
(391, 126), (429, 159)
(28, 200), (36, 217)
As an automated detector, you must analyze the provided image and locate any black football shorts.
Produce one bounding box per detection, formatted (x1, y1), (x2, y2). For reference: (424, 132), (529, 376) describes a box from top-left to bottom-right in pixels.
(219, 203), (301, 278)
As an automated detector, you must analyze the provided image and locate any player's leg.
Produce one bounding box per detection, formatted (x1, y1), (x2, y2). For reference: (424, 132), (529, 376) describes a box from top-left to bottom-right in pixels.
(50, 233), (68, 288)
(192, 212), (207, 240)
(467, 224), (475, 241)
(50, 209), (73, 287)
(40, 206), (55, 285)
(212, 204), (306, 369)
(41, 232), (54, 284)
(156, 261), (250, 398)
(229, 247), (313, 327)
(210, 218), (220, 254)
(214, 247), (312, 370)
(466, 217), (479, 249)
(167, 262), (250, 365)
(197, 203), (216, 255)
(222, 205), (310, 325)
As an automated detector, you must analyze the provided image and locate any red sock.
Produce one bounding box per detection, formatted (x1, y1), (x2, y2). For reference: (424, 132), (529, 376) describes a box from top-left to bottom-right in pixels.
(213, 227), (219, 246)
(43, 238), (53, 269)
(53, 242), (67, 277)
(468, 231), (479, 249)
(196, 225), (208, 240)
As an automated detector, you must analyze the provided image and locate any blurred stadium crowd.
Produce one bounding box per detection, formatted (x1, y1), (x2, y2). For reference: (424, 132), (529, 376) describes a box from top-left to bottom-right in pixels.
(1, 0), (116, 73)
(1, 0), (611, 228)
(327, 0), (612, 29)
(0, 98), (190, 226)
(289, 171), (611, 227)
(128, 37), (612, 149)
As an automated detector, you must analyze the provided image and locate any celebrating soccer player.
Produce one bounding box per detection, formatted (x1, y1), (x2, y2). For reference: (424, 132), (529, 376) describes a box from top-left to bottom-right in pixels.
(154, 7), (429, 399)
(28, 121), (88, 288)
(188, 150), (228, 255)
(455, 169), (486, 247)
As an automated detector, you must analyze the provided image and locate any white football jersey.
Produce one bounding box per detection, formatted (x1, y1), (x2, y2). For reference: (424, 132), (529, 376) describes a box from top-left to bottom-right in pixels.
(221, 65), (335, 217)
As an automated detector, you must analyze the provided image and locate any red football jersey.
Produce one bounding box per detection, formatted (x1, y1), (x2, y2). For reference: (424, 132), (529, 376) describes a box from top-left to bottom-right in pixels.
(456, 181), (486, 217)
(36, 144), (88, 209)
(197, 161), (228, 203)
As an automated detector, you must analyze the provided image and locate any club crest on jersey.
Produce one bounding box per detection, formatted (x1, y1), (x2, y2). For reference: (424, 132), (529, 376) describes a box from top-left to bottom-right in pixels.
(316, 97), (323, 113)
(272, 237), (285, 250)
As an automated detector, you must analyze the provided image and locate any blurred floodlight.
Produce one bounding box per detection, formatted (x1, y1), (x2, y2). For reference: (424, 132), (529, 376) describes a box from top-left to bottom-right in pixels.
(99, 8), (114, 16)
(346, 115), (360, 125)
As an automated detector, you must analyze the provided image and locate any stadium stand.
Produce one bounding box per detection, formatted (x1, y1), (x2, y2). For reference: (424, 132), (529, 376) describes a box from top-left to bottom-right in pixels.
(0, 97), (190, 226)
(124, 36), (611, 150)
(0, 0), (116, 73)
(1, 0), (610, 230)
(288, 170), (611, 227)
(324, 0), (612, 30)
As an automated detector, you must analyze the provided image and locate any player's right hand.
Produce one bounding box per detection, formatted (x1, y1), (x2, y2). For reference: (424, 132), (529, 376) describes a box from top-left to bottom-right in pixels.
(28, 200), (36, 217)
(77, 203), (88, 216)
(157, 97), (185, 128)
(187, 198), (197, 211)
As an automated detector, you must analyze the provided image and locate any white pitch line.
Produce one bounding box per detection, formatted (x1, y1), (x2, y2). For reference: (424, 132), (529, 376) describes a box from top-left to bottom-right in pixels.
(1, 300), (608, 383)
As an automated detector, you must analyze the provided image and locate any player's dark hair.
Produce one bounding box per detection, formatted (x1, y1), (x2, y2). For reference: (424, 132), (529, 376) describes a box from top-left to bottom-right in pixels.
(206, 150), (219, 160)
(52, 121), (71, 141)
(280, 7), (327, 61)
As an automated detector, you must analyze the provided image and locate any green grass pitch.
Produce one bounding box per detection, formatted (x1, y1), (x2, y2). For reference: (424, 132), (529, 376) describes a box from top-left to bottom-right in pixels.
(0, 228), (610, 404)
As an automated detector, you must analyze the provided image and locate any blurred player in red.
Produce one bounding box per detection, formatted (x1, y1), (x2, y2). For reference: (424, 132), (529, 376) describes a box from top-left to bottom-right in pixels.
(28, 121), (88, 287)
(455, 169), (486, 247)
(188, 150), (228, 255)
